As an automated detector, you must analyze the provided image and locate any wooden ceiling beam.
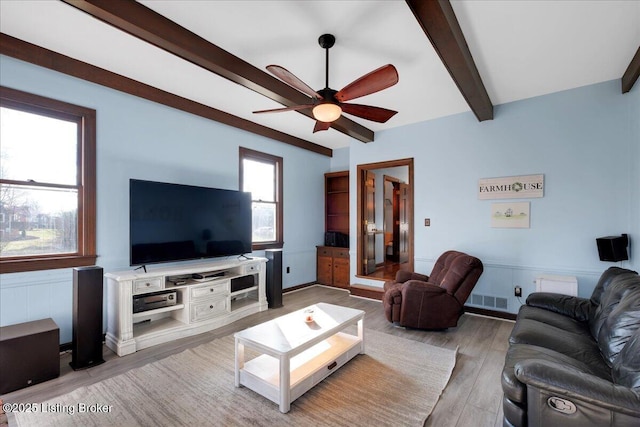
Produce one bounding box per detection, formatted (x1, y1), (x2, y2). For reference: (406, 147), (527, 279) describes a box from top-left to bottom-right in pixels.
(622, 46), (640, 94)
(406, 0), (493, 121)
(61, 0), (374, 142)
(0, 33), (332, 157)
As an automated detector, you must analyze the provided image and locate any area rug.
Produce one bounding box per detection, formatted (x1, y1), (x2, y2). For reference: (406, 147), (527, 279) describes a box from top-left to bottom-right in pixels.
(15, 329), (456, 427)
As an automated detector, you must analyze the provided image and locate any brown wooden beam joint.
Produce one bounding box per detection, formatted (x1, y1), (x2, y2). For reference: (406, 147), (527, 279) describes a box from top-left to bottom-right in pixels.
(406, 0), (493, 122)
(622, 46), (640, 94)
(61, 0), (374, 142)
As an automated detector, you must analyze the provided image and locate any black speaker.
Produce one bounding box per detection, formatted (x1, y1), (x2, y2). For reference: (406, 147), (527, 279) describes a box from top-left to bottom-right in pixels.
(70, 266), (105, 370)
(596, 234), (629, 262)
(0, 318), (60, 394)
(265, 249), (283, 308)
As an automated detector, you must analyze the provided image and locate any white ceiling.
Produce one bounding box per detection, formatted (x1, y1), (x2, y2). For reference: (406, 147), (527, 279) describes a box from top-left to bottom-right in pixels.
(1, 1), (639, 150)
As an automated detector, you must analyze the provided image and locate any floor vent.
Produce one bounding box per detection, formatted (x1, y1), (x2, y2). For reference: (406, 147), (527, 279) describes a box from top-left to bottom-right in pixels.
(483, 295), (496, 307)
(470, 293), (508, 311)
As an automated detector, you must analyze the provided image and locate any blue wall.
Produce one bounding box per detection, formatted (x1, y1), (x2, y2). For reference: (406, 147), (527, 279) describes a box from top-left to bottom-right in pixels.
(0, 55), (330, 343)
(350, 79), (640, 314)
(1, 53), (639, 341)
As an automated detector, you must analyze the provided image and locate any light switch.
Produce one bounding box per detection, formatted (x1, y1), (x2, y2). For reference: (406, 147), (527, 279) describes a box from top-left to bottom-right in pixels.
(425, 218), (431, 226)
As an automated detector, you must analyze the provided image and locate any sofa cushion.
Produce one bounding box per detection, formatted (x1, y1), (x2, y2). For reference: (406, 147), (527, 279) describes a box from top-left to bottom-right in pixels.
(598, 289), (640, 367)
(516, 305), (590, 335)
(613, 328), (640, 390)
(509, 319), (606, 371)
(502, 343), (611, 404)
(590, 274), (640, 339)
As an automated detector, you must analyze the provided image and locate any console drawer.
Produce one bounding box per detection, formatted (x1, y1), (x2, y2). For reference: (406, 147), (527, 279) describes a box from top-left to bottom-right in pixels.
(190, 280), (228, 301)
(318, 247), (332, 257)
(333, 249), (349, 259)
(243, 263), (260, 275)
(132, 277), (163, 295)
(190, 296), (229, 323)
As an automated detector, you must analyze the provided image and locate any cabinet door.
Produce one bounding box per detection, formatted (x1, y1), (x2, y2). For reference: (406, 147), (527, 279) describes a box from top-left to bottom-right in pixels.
(332, 258), (350, 288)
(317, 256), (333, 285)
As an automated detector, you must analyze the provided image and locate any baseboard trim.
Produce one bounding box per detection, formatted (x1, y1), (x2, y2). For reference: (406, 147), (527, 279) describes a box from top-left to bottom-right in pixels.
(350, 284), (384, 300)
(283, 282), (317, 293)
(464, 306), (517, 321)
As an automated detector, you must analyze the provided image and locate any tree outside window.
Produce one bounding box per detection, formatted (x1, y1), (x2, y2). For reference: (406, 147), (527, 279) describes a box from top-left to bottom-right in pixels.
(0, 87), (96, 273)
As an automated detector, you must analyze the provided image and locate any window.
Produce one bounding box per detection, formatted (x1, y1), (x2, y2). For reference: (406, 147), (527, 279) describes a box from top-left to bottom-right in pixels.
(239, 147), (283, 250)
(0, 87), (96, 273)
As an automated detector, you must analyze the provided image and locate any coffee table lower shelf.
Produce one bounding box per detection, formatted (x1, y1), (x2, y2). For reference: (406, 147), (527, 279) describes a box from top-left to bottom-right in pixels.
(239, 332), (361, 407)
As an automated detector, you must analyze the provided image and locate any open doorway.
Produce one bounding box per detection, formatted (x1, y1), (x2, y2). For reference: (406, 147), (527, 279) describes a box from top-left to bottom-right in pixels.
(356, 158), (414, 281)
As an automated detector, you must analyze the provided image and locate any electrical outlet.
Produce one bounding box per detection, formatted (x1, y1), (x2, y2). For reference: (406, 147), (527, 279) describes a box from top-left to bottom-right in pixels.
(514, 286), (522, 297)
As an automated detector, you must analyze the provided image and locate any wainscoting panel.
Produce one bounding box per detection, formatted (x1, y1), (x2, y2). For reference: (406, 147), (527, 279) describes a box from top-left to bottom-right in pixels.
(0, 269), (75, 343)
(415, 257), (606, 314)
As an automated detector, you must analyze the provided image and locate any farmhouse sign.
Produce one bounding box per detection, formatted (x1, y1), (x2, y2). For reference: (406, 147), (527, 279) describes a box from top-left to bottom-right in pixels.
(478, 174), (544, 200)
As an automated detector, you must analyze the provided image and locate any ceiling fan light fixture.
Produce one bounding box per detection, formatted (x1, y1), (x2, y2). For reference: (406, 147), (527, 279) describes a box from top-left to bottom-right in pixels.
(312, 102), (342, 123)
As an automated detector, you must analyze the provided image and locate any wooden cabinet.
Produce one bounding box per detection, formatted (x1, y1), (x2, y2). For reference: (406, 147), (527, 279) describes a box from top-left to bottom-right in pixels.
(325, 171), (349, 235)
(317, 246), (350, 288)
(319, 171), (350, 288)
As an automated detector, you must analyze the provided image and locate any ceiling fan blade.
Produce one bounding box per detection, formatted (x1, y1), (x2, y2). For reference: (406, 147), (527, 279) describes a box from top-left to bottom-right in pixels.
(335, 64), (399, 102)
(313, 121), (332, 133)
(340, 103), (398, 123)
(266, 65), (321, 99)
(253, 104), (314, 114)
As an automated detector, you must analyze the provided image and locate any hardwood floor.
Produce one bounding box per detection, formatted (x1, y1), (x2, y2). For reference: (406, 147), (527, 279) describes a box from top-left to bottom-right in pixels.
(364, 260), (405, 280)
(0, 285), (513, 427)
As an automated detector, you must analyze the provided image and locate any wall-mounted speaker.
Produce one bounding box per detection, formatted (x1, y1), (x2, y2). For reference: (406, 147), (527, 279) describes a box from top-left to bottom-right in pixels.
(70, 266), (105, 370)
(596, 234), (629, 262)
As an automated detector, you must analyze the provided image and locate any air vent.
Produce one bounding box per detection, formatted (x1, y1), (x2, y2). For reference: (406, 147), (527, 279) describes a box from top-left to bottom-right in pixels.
(469, 293), (508, 311)
(483, 295), (496, 307)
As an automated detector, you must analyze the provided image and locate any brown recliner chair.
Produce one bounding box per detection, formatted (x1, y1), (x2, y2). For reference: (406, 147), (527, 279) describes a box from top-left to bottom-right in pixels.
(382, 250), (483, 329)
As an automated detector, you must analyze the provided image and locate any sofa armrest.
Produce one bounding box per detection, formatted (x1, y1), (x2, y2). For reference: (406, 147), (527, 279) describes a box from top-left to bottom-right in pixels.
(526, 293), (594, 322)
(402, 280), (447, 296)
(515, 359), (640, 416)
(395, 270), (429, 284)
(383, 284), (402, 304)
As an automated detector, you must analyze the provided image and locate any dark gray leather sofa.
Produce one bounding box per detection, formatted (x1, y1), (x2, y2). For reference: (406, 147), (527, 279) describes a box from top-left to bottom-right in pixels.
(502, 267), (640, 426)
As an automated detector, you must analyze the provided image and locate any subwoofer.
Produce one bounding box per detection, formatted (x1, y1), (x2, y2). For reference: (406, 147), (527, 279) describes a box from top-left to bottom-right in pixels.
(70, 266), (105, 370)
(0, 318), (60, 394)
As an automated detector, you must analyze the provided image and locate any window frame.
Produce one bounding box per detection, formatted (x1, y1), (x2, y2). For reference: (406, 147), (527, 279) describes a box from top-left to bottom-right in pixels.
(0, 86), (97, 273)
(239, 147), (283, 250)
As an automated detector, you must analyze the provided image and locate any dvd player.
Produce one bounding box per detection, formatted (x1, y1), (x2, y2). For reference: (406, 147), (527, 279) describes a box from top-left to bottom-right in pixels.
(133, 290), (177, 313)
(192, 271), (226, 280)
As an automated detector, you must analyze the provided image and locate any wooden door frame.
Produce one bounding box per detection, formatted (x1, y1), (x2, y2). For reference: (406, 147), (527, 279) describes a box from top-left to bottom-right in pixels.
(356, 158), (414, 279)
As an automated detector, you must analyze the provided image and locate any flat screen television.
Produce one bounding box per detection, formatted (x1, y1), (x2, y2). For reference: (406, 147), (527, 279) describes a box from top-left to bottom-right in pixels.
(129, 179), (252, 266)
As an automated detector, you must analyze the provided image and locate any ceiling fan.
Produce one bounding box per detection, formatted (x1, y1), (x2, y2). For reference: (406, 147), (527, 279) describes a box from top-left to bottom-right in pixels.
(253, 34), (399, 133)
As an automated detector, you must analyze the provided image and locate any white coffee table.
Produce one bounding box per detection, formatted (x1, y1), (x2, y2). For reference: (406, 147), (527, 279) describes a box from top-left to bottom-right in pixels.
(234, 302), (365, 413)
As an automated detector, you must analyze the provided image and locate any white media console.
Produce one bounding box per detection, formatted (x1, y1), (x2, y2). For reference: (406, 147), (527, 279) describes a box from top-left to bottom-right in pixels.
(105, 257), (268, 356)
